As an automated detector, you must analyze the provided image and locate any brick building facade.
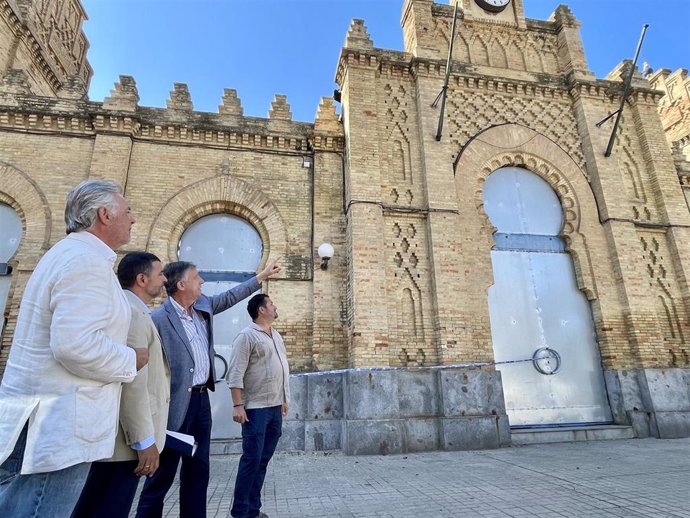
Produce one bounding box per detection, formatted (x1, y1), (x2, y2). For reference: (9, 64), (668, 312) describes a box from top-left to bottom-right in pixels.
(1, 0), (689, 453)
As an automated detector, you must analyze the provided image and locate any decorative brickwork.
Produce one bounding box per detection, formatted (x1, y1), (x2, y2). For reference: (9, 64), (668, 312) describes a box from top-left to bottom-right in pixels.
(0, 0), (92, 95)
(616, 112), (653, 220)
(146, 176), (288, 268)
(433, 18), (560, 74)
(386, 216), (436, 366)
(638, 231), (690, 367)
(649, 68), (690, 161)
(447, 84), (585, 169)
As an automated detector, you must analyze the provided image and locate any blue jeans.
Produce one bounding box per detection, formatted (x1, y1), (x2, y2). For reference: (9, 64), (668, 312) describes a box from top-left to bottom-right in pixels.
(135, 391), (212, 518)
(230, 405), (282, 518)
(0, 426), (91, 518)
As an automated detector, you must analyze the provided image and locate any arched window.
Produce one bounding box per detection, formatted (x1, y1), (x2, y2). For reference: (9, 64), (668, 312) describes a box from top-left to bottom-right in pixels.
(483, 166), (564, 252)
(0, 203), (22, 338)
(178, 214), (263, 376)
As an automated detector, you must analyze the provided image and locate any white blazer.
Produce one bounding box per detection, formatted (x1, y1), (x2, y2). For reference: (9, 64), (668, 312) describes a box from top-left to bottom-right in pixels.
(0, 231), (136, 474)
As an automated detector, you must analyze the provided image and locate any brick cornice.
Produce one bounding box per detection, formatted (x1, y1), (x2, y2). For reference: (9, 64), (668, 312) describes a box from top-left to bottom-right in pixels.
(0, 97), (346, 151)
(568, 79), (664, 105)
(0, 109), (92, 135)
(312, 135), (345, 152)
(92, 113), (141, 136)
(338, 47), (576, 102)
(336, 43), (666, 111)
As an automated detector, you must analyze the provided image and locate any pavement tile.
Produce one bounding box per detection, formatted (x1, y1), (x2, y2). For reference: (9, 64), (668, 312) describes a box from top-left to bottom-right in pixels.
(129, 438), (690, 518)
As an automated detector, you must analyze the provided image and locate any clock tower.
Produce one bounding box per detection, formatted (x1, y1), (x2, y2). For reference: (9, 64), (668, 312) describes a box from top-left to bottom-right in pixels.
(452, 0), (526, 27)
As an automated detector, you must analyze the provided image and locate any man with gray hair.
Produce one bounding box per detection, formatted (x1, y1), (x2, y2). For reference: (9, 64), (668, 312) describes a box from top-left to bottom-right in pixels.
(0, 180), (148, 518)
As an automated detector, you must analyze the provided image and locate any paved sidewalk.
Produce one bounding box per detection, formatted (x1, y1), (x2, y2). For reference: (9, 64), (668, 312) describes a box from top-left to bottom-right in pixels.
(134, 437), (690, 518)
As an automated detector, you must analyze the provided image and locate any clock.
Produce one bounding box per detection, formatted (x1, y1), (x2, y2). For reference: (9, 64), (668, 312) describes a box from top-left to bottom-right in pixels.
(474, 0), (511, 13)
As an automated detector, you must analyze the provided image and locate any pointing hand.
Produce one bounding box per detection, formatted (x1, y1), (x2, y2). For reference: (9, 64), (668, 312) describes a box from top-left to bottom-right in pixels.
(257, 259), (281, 282)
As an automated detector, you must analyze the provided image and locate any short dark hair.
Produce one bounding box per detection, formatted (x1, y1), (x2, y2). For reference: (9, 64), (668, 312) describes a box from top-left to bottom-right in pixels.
(247, 293), (269, 320)
(117, 252), (161, 289)
(163, 261), (196, 296)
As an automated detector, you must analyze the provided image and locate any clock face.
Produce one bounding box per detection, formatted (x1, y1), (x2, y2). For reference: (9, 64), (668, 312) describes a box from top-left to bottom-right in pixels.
(475, 0), (511, 13)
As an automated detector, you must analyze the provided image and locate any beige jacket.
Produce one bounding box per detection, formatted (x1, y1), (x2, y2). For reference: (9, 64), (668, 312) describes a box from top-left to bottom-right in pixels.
(227, 322), (290, 409)
(107, 290), (170, 462)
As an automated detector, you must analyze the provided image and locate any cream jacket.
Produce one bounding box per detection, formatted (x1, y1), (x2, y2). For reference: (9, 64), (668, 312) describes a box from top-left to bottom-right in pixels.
(107, 290), (170, 461)
(0, 232), (136, 474)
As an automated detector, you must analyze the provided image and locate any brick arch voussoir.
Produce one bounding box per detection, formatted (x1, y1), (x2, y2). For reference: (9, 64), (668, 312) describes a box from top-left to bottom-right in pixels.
(474, 152), (581, 238)
(455, 124), (599, 300)
(146, 176), (288, 266)
(0, 162), (51, 267)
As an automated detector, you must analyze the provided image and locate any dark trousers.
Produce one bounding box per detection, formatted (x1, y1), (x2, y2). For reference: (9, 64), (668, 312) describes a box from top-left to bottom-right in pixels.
(71, 460), (139, 518)
(135, 392), (211, 518)
(230, 405), (282, 518)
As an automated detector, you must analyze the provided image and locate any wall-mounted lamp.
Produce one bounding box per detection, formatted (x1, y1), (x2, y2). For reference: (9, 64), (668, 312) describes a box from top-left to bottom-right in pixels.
(317, 243), (334, 270)
(0, 263), (12, 276)
(333, 89), (342, 103)
(302, 156), (313, 168)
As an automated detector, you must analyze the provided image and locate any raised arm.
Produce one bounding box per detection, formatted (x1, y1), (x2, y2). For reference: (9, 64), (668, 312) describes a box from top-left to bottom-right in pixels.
(209, 259), (281, 315)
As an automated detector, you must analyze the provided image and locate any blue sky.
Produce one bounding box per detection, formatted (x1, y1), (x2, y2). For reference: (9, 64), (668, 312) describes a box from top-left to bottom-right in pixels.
(81, 0), (689, 122)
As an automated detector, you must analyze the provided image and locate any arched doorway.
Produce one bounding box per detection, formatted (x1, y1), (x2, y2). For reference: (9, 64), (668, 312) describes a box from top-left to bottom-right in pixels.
(0, 203), (22, 340)
(178, 213), (263, 439)
(484, 167), (611, 426)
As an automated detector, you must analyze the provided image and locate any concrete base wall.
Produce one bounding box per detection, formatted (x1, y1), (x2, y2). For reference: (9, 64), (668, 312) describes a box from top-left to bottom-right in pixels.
(604, 368), (690, 439)
(278, 367), (510, 455)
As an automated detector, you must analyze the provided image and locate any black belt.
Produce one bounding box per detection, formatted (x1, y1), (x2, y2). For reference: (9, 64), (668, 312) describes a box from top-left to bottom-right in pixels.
(191, 385), (208, 393)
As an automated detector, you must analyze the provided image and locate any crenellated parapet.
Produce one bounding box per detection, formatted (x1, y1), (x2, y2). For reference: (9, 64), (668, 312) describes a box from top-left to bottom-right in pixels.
(165, 83), (194, 122)
(314, 97), (341, 134)
(344, 19), (374, 50)
(103, 75), (140, 112)
(0, 74), (348, 151)
(269, 94), (292, 121)
(218, 88), (243, 120)
(313, 97), (343, 151)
